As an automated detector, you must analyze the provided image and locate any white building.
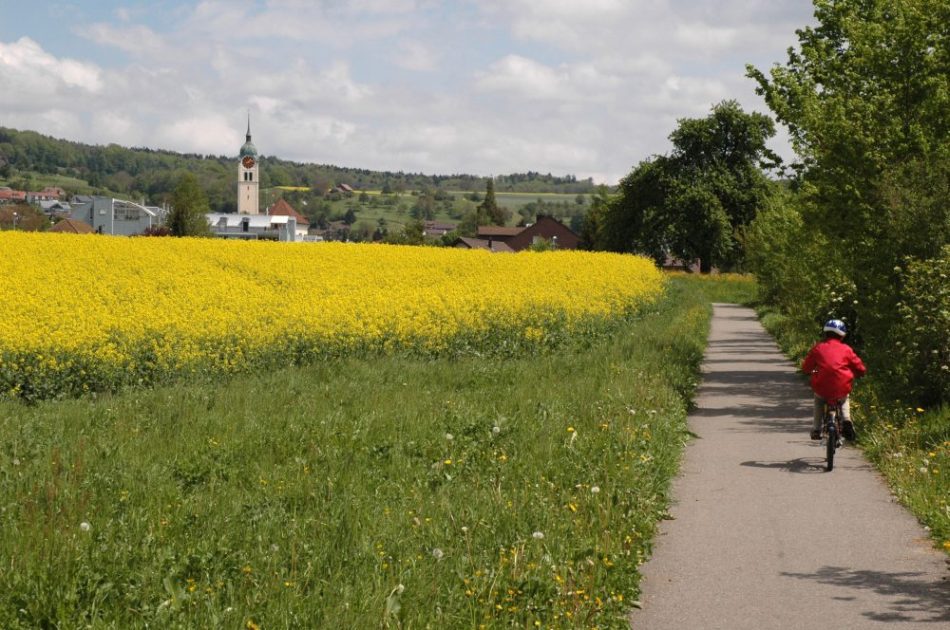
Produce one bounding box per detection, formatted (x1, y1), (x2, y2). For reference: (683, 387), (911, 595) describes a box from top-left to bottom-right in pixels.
(207, 212), (298, 241)
(70, 196), (159, 236)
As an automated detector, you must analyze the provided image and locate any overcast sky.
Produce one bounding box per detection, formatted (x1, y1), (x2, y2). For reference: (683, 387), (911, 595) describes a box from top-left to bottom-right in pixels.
(0, 1), (814, 184)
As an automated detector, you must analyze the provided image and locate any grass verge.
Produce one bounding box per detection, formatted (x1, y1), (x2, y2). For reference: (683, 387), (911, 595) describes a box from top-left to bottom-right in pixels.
(0, 275), (753, 628)
(757, 306), (950, 555)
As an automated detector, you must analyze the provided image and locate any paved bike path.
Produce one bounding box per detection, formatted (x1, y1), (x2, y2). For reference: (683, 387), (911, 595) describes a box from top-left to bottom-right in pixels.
(630, 304), (949, 629)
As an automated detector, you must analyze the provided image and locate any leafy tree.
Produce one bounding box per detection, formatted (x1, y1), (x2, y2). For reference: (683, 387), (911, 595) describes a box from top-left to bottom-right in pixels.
(167, 173), (212, 237)
(598, 101), (777, 271)
(343, 207), (358, 225)
(746, 0), (950, 393)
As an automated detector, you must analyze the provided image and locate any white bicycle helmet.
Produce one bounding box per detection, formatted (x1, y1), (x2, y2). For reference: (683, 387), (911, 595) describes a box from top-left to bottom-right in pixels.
(823, 319), (847, 337)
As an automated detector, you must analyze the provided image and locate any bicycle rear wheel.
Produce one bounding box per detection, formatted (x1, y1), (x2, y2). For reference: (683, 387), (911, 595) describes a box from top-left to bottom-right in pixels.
(825, 424), (836, 471)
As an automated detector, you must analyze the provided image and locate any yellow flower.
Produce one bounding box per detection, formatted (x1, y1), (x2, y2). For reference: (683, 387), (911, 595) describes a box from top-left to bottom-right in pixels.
(0, 233), (664, 400)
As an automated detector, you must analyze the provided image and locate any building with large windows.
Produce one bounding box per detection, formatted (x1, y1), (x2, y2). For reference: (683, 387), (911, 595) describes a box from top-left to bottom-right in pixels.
(69, 196), (159, 236)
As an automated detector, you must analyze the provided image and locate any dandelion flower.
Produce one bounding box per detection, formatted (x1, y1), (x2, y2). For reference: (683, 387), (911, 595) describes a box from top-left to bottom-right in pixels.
(492, 426), (501, 435)
(79, 521), (91, 532)
(445, 433), (454, 441)
(591, 486), (600, 494)
(532, 531), (544, 540)
(431, 548), (444, 561)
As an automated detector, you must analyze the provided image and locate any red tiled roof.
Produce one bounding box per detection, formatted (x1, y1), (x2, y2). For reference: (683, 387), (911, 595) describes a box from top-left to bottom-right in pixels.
(50, 218), (94, 234)
(454, 237), (514, 253)
(267, 198), (309, 224)
(0, 189), (26, 201)
(477, 226), (523, 237)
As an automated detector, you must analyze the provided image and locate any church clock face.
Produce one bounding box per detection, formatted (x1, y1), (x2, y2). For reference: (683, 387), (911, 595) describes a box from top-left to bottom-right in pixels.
(242, 156), (256, 169)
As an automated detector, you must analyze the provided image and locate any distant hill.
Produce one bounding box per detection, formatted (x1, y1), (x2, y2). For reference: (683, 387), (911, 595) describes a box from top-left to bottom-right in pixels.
(0, 127), (596, 213)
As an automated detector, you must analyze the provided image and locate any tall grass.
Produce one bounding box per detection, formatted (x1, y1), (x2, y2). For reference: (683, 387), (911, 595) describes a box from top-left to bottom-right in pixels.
(0, 276), (754, 628)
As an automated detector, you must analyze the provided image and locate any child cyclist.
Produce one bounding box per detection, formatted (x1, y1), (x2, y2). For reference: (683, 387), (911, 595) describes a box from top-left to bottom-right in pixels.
(802, 319), (866, 441)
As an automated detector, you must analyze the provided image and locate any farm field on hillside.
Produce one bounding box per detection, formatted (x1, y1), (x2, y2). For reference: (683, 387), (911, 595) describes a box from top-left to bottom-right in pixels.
(268, 189), (589, 232)
(0, 233), (662, 401)
(0, 275), (756, 629)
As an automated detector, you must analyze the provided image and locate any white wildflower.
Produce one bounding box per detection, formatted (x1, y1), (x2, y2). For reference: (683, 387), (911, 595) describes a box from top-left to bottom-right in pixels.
(431, 548), (444, 561)
(532, 531), (545, 540)
(591, 486), (601, 494)
(445, 433), (454, 441)
(79, 521), (91, 532)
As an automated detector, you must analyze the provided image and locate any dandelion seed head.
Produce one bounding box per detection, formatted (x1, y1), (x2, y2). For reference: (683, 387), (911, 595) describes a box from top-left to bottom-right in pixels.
(492, 426), (501, 435)
(431, 548), (444, 560)
(532, 531), (544, 540)
(445, 433), (454, 441)
(591, 486), (600, 494)
(79, 521), (91, 532)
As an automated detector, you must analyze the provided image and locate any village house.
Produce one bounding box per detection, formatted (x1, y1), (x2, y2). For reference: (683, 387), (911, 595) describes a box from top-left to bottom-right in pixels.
(267, 198), (309, 239)
(454, 237), (514, 253)
(69, 196), (159, 236)
(206, 212), (299, 241)
(49, 217), (95, 234)
(465, 216), (581, 252)
(422, 221), (457, 238)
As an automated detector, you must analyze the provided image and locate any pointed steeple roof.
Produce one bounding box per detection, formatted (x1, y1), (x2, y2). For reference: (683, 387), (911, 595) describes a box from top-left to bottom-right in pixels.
(240, 112), (258, 158)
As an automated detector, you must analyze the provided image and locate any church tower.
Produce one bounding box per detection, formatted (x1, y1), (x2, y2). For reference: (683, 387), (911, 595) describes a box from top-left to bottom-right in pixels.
(237, 116), (259, 214)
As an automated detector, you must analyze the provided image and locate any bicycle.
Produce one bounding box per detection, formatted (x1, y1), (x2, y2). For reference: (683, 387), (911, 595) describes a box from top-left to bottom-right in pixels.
(820, 399), (849, 471)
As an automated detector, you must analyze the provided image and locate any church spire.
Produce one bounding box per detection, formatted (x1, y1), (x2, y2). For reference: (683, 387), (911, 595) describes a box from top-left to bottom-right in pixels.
(246, 111), (252, 142)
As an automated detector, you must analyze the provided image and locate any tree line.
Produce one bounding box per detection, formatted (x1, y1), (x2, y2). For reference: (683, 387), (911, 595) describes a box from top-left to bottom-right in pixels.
(0, 128), (596, 213)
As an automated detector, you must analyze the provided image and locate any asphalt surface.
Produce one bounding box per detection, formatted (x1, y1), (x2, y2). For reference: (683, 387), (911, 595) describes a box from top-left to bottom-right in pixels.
(630, 304), (950, 629)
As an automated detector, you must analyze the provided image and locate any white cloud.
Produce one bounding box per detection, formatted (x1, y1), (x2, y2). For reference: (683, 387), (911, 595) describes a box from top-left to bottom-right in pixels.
(0, 37), (103, 100)
(394, 41), (437, 72)
(476, 55), (561, 98)
(84, 23), (167, 58)
(0, 1), (815, 183)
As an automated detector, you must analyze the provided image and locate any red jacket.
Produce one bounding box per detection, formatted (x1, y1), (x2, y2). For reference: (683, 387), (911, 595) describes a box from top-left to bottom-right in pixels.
(802, 337), (867, 401)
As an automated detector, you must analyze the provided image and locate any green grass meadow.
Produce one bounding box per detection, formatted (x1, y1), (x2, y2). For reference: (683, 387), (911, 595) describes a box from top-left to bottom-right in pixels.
(0, 275), (754, 629)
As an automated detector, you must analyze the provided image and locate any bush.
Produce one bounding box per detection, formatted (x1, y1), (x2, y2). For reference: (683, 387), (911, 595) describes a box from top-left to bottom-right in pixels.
(893, 246), (950, 404)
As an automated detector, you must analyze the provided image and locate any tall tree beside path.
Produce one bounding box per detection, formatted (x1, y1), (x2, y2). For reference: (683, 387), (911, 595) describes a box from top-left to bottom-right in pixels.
(745, 0), (950, 401)
(596, 100), (777, 272)
(168, 173), (212, 237)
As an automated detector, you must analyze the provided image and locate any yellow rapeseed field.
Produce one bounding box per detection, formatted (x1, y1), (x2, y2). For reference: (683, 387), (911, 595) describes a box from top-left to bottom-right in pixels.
(0, 232), (664, 400)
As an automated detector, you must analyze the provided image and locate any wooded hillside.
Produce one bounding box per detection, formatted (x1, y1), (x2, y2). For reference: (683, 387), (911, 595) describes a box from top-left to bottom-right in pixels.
(0, 127), (596, 212)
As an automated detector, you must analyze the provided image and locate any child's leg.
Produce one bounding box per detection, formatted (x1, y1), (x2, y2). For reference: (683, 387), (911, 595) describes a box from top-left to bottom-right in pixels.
(812, 395), (823, 433)
(839, 396), (851, 422)
(813, 395), (824, 431)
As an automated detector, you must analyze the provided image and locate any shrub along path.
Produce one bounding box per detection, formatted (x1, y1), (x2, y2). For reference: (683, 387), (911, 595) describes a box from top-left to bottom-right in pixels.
(630, 304), (949, 629)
